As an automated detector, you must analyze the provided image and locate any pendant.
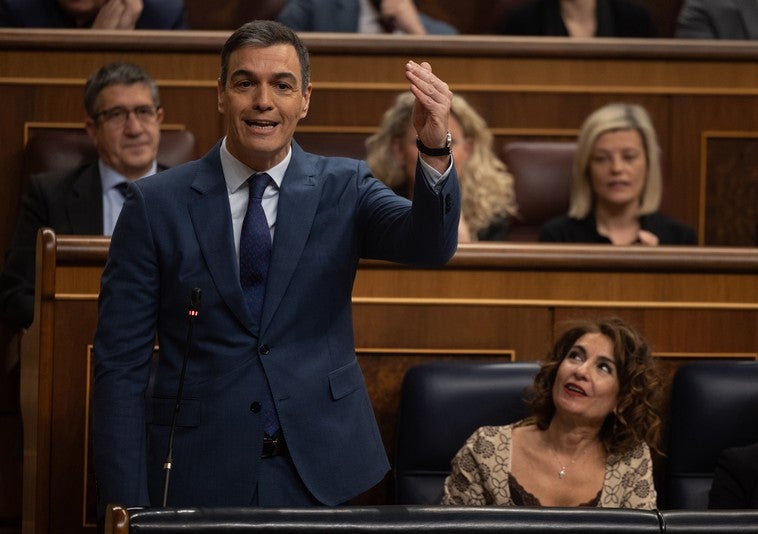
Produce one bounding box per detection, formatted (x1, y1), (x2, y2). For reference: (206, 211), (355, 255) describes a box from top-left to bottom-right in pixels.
(559, 466), (567, 479)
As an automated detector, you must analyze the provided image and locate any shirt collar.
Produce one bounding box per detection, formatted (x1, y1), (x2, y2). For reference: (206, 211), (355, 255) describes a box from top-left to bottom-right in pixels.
(220, 137), (291, 194)
(99, 159), (157, 191)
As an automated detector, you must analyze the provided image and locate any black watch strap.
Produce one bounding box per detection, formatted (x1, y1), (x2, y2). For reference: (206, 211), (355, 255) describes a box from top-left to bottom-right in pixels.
(416, 132), (452, 156)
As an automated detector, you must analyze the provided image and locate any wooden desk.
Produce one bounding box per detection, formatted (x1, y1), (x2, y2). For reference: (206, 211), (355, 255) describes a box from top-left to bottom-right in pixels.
(20, 232), (758, 532)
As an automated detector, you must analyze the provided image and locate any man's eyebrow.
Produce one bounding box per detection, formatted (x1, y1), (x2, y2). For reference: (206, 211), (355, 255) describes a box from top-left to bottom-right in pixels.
(229, 69), (298, 83)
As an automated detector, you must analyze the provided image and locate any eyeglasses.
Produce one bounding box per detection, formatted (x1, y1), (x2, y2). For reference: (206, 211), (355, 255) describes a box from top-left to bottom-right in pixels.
(93, 105), (161, 127)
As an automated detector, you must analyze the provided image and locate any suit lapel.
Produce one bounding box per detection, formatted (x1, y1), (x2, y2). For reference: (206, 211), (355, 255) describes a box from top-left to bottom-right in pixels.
(188, 144), (255, 333)
(67, 163), (104, 234)
(261, 143), (321, 333)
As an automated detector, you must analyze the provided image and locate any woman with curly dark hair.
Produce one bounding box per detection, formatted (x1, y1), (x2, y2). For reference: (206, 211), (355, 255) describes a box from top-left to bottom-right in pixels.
(442, 317), (663, 508)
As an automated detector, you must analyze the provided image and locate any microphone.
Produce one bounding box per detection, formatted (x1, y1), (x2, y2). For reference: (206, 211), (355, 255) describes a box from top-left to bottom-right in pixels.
(162, 287), (202, 507)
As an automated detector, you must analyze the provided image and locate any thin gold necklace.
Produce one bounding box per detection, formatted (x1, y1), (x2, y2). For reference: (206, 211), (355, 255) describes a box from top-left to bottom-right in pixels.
(550, 443), (590, 480)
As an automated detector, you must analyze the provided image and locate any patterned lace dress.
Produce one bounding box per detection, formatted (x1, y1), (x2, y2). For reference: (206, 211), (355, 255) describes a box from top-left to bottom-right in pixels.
(441, 422), (657, 508)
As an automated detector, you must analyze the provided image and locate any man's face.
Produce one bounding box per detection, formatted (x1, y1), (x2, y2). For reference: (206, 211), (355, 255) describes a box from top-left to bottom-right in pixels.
(85, 82), (163, 180)
(217, 44), (312, 171)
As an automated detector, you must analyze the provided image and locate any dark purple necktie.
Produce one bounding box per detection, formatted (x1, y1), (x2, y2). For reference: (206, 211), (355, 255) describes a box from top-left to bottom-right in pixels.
(239, 173), (279, 435)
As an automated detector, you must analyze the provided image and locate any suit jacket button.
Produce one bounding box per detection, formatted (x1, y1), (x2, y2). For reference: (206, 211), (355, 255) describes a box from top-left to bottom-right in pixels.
(444, 194), (452, 213)
(259, 345), (270, 355)
(250, 402), (261, 413)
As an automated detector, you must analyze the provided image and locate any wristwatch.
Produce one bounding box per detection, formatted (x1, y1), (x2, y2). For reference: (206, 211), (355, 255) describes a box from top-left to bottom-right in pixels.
(416, 132), (452, 157)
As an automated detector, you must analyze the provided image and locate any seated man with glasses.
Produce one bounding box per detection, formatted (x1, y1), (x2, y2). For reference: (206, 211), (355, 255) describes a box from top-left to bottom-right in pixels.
(0, 60), (164, 332)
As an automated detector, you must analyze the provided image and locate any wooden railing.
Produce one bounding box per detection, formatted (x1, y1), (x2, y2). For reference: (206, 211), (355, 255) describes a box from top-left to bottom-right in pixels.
(19, 231), (758, 532)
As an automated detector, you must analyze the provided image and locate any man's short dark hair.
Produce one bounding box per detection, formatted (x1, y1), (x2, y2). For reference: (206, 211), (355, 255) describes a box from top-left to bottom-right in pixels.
(83, 61), (161, 118)
(220, 20), (311, 93)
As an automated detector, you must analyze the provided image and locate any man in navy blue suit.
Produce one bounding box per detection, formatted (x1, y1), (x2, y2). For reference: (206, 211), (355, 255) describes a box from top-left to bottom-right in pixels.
(92, 19), (459, 515)
(0, 0), (186, 29)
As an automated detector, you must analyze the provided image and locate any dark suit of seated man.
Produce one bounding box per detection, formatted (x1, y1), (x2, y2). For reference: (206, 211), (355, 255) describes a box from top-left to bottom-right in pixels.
(676, 0), (758, 40)
(276, 0), (457, 34)
(709, 441), (758, 509)
(0, 0), (187, 29)
(0, 61), (165, 331)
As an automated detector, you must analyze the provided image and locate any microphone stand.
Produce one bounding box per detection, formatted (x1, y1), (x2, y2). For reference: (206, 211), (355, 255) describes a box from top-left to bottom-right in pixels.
(162, 288), (202, 507)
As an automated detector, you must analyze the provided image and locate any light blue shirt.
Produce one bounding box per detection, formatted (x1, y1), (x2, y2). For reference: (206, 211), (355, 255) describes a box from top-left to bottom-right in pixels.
(100, 159), (158, 236)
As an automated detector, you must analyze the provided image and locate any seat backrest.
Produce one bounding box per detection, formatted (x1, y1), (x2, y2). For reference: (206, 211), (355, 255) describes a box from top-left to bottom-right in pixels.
(502, 141), (575, 242)
(394, 361), (539, 504)
(23, 128), (196, 182)
(663, 361), (758, 509)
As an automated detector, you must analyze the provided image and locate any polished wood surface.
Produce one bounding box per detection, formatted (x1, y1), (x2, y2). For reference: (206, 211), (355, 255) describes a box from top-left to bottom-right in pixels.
(18, 234), (758, 532)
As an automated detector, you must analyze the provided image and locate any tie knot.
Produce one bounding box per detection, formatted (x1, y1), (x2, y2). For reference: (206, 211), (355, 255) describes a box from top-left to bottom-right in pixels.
(248, 173), (270, 200)
(114, 182), (129, 197)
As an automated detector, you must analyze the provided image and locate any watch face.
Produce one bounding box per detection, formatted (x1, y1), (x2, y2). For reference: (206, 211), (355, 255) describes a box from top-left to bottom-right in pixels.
(445, 132), (452, 148)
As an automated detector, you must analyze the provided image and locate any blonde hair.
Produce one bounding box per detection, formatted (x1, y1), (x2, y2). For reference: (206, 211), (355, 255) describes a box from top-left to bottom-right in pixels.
(568, 103), (662, 219)
(366, 92), (518, 239)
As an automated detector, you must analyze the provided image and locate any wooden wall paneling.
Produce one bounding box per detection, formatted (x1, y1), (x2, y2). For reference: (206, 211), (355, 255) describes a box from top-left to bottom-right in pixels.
(669, 95), (758, 245)
(2, 32), (758, 256)
(702, 133), (758, 246)
(19, 235), (758, 532)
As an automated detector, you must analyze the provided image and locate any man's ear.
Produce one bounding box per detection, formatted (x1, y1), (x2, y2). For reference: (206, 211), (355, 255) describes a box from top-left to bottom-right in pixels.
(217, 78), (225, 114)
(300, 84), (313, 119)
(155, 106), (165, 125)
(84, 117), (98, 145)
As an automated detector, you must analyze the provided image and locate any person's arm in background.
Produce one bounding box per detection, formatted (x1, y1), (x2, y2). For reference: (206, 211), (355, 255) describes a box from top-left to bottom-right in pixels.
(381, 0), (458, 35)
(380, 0), (425, 34)
(91, 0), (142, 29)
(675, 0), (717, 38)
(275, 0), (314, 32)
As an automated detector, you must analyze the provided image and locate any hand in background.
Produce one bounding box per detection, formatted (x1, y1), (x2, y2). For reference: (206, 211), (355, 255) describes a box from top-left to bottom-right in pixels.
(92, 0), (143, 29)
(638, 229), (660, 246)
(381, 0), (426, 34)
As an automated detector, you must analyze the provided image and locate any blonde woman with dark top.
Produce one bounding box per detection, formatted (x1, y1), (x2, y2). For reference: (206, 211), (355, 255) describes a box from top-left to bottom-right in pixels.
(540, 103), (696, 245)
(367, 92), (518, 242)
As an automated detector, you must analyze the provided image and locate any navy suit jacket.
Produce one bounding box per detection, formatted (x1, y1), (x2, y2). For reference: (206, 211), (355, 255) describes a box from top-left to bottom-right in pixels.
(92, 141), (460, 513)
(676, 0), (758, 39)
(0, 163), (103, 329)
(0, 161), (166, 330)
(276, 0), (457, 34)
(0, 0), (187, 28)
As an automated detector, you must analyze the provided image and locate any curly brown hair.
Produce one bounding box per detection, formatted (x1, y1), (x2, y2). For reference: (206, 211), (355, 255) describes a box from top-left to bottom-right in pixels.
(525, 317), (663, 456)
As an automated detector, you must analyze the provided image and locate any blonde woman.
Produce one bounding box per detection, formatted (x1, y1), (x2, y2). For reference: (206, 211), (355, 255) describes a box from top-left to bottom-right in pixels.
(539, 103), (696, 245)
(367, 92), (518, 242)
